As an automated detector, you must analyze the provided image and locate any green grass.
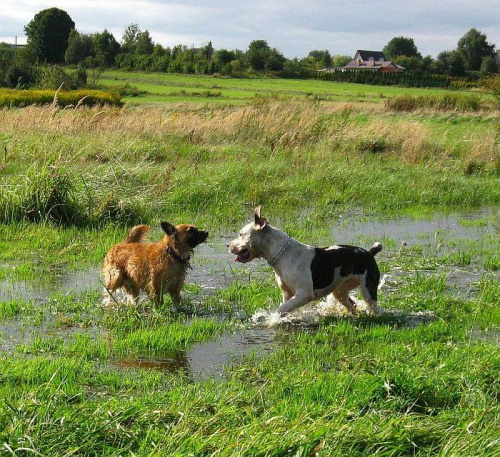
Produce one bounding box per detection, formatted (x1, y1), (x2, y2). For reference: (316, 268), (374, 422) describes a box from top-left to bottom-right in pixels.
(100, 70), (494, 106)
(0, 74), (499, 455)
(0, 226), (499, 455)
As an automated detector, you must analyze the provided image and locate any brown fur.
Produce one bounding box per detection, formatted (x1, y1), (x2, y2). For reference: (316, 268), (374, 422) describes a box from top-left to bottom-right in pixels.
(101, 222), (208, 306)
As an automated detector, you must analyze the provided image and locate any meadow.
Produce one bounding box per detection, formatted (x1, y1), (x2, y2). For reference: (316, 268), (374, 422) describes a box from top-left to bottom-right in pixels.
(100, 70), (496, 106)
(0, 74), (499, 456)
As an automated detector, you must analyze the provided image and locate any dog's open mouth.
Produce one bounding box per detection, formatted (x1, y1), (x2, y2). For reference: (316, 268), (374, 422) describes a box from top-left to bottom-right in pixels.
(235, 248), (251, 263)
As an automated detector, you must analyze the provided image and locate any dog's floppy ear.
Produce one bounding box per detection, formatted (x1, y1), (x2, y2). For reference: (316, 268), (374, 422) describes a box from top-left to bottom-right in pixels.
(254, 205), (267, 230)
(160, 221), (177, 236)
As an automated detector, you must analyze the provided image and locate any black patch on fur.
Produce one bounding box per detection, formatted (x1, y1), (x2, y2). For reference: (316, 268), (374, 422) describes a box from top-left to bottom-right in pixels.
(310, 245), (380, 291)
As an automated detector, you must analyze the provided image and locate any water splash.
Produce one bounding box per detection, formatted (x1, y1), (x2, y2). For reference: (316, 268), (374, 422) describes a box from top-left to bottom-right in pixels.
(250, 293), (362, 327)
(248, 274), (435, 328)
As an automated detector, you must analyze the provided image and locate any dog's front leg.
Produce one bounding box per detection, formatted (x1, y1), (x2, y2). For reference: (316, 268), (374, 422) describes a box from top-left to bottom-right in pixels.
(277, 290), (315, 316)
(275, 273), (293, 303)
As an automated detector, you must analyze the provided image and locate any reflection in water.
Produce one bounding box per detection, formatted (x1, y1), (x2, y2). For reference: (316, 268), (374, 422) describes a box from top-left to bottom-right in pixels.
(113, 327), (278, 381)
(0, 267), (101, 302)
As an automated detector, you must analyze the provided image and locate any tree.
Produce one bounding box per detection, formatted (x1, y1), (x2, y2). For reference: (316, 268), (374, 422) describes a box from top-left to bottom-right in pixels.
(122, 24), (140, 53)
(435, 50), (465, 76)
(246, 40), (271, 71)
(246, 40), (285, 72)
(65, 29), (94, 64)
(214, 49), (236, 66)
(480, 55), (498, 75)
(93, 29), (120, 66)
(135, 30), (154, 55)
(393, 55), (421, 72)
(265, 48), (286, 71)
(120, 24), (154, 56)
(308, 50), (332, 68)
(332, 55), (351, 68)
(0, 43), (16, 74)
(457, 28), (495, 71)
(24, 8), (75, 63)
(203, 42), (214, 62)
(383, 36), (421, 60)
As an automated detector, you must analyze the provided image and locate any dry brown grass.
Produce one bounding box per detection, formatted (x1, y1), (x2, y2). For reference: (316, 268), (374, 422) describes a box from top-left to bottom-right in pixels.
(1, 101), (498, 169)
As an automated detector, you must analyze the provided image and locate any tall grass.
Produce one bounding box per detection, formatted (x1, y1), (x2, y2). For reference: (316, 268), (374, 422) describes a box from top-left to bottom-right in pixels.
(385, 93), (483, 112)
(0, 164), (147, 226)
(0, 101), (498, 227)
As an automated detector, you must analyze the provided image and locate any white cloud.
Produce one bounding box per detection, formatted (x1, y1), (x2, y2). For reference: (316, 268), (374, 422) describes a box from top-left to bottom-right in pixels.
(1, 0), (498, 57)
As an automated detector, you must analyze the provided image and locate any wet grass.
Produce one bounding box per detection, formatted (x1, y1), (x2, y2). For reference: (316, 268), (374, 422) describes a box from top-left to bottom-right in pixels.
(0, 211), (499, 455)
(0, 81), (499, 454)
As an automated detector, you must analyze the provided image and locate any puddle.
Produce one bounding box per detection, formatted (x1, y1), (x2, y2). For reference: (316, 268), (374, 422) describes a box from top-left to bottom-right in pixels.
(250, 291), (436, 329)
(112, 295), (438, 382)
(113, 326), (278, 381)
(0, 267), (101, 303)
(1, 207), (497, 304)
(0, 316), (103, 353)
(469, 329), (500, 344)
(0, 208), (497, 380)
(331, 207), (498, 247)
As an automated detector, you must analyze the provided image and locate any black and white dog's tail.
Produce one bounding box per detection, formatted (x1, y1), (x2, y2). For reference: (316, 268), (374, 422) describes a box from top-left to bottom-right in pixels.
(369, 242), (382, 257)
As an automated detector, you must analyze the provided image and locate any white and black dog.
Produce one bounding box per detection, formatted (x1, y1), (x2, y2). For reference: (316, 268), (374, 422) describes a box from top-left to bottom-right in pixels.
(228, 206), (382, 316)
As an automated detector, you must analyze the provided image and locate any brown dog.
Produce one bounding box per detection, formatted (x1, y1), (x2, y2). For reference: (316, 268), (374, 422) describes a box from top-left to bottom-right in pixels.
(101, 221), (208, 306)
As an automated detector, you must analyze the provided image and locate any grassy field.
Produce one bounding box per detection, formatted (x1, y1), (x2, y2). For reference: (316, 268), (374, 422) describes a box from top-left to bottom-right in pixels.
(0, 74), (499, 456)
(100, 70), (496, 106)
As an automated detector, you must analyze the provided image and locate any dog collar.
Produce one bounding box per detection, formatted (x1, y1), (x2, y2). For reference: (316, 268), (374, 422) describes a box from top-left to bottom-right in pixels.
(167, 246), (192, 269)
(268, 236), (292, 267)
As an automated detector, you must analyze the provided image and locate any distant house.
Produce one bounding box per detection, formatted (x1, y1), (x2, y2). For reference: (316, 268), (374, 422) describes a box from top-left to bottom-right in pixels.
(342, 50), (405, 72)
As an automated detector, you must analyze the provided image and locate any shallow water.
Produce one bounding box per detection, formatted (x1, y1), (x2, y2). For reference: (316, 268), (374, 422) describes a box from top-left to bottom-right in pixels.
(0, 267), (101, 303)
(331, 207), (498, 246)
(469, 329), (500, 344)
(111, 298), (440, 381)
(1, 208), (498, 379)
(114, 326), (279, 381)
(1, 207), (497, 303)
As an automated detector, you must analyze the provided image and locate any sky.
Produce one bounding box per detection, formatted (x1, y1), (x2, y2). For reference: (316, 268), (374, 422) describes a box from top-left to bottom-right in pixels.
(1, 1), (499, 59)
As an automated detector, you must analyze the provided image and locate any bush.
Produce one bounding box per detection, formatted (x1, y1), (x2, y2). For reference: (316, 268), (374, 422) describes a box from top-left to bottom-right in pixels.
(36, 65), (75, 90)
(0, 166), (144, 227)
(4, 61), (37, 88)
(385, 93), (482, 112)
(0, 88), (122, 107)
(483, 75), (500, 105)
(96, 196), (145, 227)
(0, 166), (82, 225)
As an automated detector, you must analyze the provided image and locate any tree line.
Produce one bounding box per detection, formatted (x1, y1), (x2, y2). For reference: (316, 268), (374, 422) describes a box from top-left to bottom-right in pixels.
(0, 7), (497, 89)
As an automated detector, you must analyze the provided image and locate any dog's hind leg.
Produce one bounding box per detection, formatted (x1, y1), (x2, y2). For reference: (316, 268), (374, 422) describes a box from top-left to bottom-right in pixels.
(359, 284), (378, 315)
(333, 280), (359, 315)
(360, 270), (380, 315)
(102, 267), (123, 305)
(122, 281), (140, 305)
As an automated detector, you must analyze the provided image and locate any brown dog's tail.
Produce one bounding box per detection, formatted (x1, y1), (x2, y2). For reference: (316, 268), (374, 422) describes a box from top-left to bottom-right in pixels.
(124, 224), (150, 243)
(369, 242), (382, 257)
